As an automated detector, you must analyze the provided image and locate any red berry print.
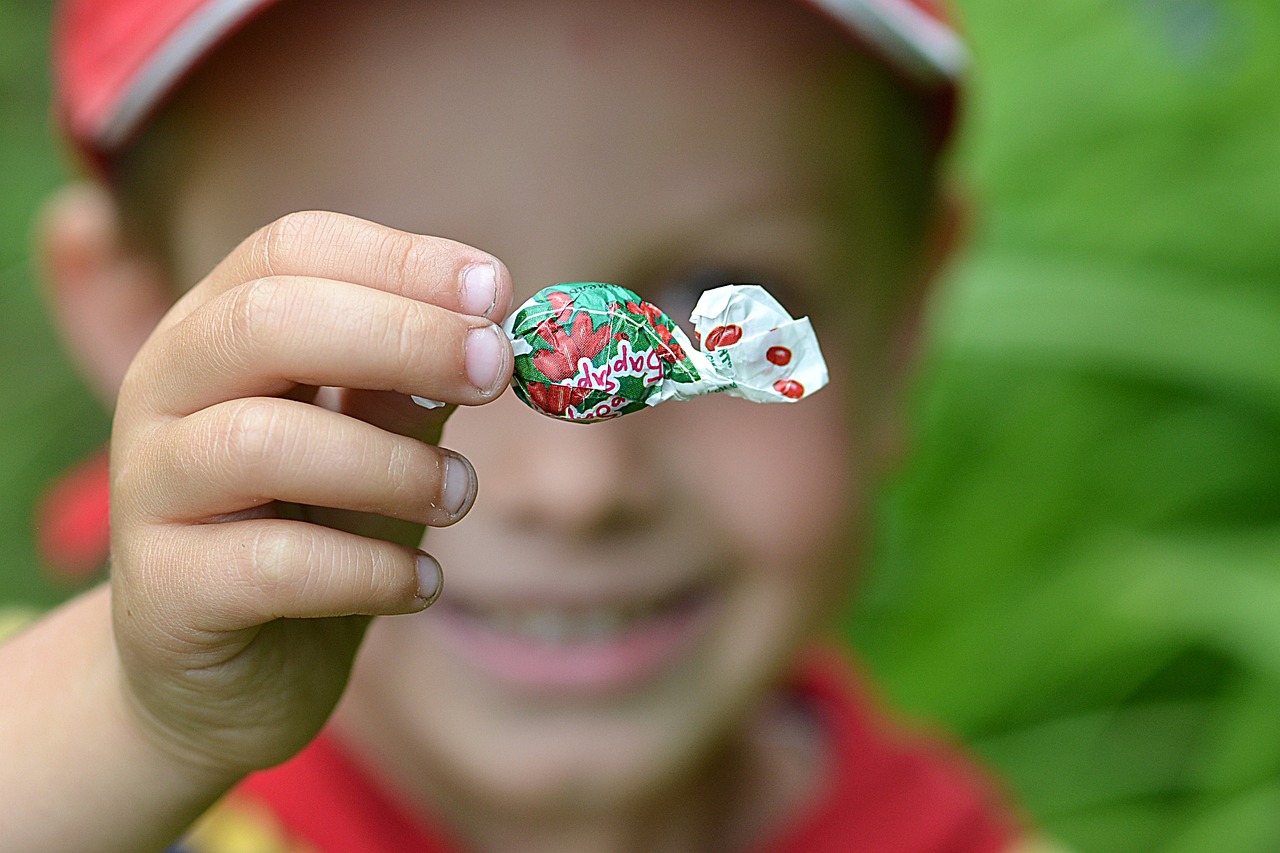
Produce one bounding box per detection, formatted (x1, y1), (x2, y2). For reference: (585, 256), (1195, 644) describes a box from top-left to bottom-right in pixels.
(527, 382), (590, 416)
(532, 312), (611, 381)
(773, 379), (804, 399)
(766, 346), (792, 366)
(704, 324), (743, 350)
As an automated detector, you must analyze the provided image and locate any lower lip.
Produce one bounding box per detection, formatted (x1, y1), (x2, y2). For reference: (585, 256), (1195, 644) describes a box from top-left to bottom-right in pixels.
(427, 590), (717, 695)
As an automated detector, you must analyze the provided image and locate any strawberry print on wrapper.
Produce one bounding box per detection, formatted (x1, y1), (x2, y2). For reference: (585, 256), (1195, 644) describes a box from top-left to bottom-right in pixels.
(504, 282), (828, 423)
(506, 283), (701, 422)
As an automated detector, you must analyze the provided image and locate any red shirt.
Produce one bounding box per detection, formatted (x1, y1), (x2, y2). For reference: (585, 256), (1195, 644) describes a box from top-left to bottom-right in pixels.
(177, 650), (1022, 853)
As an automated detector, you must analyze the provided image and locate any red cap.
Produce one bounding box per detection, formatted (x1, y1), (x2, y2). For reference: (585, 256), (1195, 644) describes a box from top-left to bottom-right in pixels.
(53, 0), (966, 169)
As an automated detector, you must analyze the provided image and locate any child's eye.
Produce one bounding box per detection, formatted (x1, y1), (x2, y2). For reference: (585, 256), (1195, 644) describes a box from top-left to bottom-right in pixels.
(649, 264), (812, 338)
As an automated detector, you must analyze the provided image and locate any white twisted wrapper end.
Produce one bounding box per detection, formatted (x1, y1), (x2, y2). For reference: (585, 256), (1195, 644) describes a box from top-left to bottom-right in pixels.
(682, 285), (828, 404)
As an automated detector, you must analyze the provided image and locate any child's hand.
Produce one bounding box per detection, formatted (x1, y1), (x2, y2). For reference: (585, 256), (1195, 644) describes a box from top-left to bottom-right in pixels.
(107, 211), (513, 779)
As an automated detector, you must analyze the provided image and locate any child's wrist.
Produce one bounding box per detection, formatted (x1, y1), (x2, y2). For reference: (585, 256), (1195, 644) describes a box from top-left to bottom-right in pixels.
(91, 586), (244, 850)
(101, 595), (249, 796)
(0, 586), (240, 852)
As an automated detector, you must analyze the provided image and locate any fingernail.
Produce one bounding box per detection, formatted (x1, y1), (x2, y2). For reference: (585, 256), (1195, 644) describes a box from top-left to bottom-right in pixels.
(440, 452), (476, 518)
(460, 262), (498, 318)
(465, 325), (507, 395)
(415, 552), (443, 607)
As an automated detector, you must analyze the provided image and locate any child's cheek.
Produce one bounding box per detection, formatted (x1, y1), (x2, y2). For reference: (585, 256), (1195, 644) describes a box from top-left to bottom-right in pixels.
(666, 377), (856, 563)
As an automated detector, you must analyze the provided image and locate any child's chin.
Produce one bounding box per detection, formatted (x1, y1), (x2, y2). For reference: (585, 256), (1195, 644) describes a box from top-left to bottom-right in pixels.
(440, 721), (716, 817)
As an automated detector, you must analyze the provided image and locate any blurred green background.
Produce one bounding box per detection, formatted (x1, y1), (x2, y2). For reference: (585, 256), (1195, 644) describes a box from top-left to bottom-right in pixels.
(1, 0), (110, 608)
(2, 1), (1278, 850)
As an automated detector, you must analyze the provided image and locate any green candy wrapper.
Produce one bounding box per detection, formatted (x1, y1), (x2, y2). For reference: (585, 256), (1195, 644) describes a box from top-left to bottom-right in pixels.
(504, 282), (827, 422)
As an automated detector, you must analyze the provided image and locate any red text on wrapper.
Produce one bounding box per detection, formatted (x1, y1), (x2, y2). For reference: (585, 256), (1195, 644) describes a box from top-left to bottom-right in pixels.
(570, 338), (665, 393)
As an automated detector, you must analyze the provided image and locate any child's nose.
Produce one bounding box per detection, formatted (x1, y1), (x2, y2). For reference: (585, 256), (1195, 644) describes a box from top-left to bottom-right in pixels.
(485, 397), (662, 539)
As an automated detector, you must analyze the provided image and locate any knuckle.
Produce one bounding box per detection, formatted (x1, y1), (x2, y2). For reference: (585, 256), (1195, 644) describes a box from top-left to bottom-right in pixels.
(113, 527), (187, 621)
(218, 397), (283, 475)
(391, 303), (436, 376)
(254, 210), (327, 275)
(388, 553), (421, 605)
(107, 451), (142, 514)
(112, 423), (185, 522)
(376, 229), (433, 295)
(115, 357), (146, 413)
(113, 525), (162, 587)
(222, 277), (285, 357)
(364, 542), (418, 606)
(385, 436), (417, 483)
(385, 437), (427, 508)
(244, 524), (313, 596)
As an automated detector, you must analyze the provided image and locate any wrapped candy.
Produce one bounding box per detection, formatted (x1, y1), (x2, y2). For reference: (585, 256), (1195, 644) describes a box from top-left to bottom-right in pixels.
(504, 282), (827, 422)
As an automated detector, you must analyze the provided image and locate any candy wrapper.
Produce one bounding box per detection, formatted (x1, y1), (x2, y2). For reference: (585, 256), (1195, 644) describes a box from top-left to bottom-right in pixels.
(503, 282), (827, 422)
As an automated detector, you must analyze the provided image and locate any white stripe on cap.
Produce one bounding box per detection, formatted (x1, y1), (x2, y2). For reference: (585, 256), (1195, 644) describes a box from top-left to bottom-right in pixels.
(808, 0), (968, 82)
(99, 0), (268, 148)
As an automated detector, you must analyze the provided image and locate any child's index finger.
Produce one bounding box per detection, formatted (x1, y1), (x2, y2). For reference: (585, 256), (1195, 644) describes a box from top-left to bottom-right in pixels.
(126, 275), (512, 420)
(156, 211), (512, 336)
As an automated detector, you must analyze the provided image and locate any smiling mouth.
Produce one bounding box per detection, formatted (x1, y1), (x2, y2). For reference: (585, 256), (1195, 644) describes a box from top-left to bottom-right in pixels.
(428, 583), (719, 694)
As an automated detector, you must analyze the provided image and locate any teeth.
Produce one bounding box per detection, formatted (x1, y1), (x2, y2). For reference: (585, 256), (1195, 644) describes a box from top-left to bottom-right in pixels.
(468, 604), (653, 645)
(581, 609), (624, 641)
(521, 610), (573, 645)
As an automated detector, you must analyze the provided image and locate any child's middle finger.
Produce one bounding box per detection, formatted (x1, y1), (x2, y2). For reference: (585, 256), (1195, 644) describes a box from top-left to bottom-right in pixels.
(120, 396), (477, 527)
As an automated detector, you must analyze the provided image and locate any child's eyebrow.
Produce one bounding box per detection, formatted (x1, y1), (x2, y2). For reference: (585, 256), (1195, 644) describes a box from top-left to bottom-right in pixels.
(666, 188), (832, 246)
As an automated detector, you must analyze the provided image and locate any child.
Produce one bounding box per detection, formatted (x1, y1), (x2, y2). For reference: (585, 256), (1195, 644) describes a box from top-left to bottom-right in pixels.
(3, 0), (1047, 850)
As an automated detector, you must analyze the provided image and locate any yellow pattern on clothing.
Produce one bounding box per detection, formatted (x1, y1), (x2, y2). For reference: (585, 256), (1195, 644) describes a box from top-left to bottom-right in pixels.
(183, 797), (319, 853)
(0, 607), (39, 643)
(1011, 838), (1073, 853)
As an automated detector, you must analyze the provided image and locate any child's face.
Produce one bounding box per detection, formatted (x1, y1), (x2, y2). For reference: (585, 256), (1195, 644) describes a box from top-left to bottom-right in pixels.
(147, 0), (915, 815)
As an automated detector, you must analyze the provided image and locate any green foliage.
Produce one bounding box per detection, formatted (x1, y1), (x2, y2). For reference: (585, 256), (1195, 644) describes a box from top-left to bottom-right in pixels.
(845, 0), (1280, 850)
(0, 0), (109, 607)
